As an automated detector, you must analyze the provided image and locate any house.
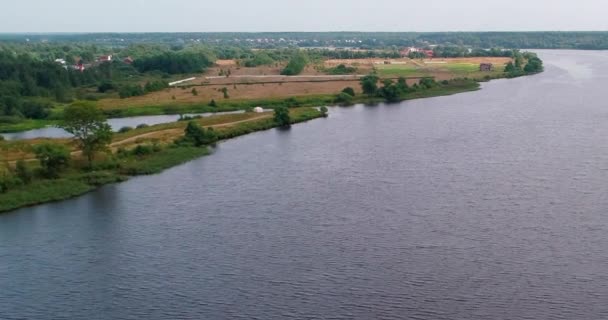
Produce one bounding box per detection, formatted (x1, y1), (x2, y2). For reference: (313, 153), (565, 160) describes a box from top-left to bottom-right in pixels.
(54, 58), (66, 65)
(480, 63), (493, 72)
(123, 57), (133, 64)
(98, 55), (112, 63)
(400, 47), (434, 58)
(73, 61), (85, 72)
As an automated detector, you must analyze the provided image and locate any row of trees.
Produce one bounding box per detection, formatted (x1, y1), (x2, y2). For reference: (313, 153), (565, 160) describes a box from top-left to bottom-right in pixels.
(360, 75), (437, 102)
(133, 51), (214, 74)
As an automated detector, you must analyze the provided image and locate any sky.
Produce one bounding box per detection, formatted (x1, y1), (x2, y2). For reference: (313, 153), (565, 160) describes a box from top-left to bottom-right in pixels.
(1, 0), (608, 33)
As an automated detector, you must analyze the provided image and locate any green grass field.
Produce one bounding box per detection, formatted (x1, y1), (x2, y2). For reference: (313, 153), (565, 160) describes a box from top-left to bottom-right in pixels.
(376, 62), (506, 79)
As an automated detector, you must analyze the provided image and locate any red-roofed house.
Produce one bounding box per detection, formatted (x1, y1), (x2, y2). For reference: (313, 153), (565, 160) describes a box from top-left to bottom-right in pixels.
(98, 55), (112, 63)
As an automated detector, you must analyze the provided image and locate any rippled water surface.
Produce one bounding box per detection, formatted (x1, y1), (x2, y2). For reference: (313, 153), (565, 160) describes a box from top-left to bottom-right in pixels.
(2, 50), (608, 319)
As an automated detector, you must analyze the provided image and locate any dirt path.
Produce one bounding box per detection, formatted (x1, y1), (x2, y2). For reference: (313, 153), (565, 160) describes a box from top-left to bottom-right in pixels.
(6, 113), (273, 164)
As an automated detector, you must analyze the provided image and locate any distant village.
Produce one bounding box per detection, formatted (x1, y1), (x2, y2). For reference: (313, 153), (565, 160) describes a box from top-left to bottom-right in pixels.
(53, 54), (133, 72)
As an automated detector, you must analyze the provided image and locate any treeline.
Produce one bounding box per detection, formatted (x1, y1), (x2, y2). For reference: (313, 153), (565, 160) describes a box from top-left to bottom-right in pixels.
(9, 32), (608, 50)
(133, 51), (214, 74)
(0, 51), (137, 119)
(432, 46), (519, 58)
(118, 80), (169, 99)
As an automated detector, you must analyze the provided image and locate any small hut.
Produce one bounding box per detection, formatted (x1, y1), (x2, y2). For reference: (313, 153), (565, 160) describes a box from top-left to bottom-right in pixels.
(253, 107), (264, 113)
(480, 63), (493, 72)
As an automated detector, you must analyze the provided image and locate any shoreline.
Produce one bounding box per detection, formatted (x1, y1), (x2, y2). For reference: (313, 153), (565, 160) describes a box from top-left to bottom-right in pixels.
(0, 74), (534, 214)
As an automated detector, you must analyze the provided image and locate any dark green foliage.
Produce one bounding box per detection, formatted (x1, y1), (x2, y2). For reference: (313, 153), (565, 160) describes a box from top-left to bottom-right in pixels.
(97, 81), (115, 93)
(273, 106), (291, 127)
(15, 160), (32, 184)
(136, 123), (149, 129)
(378, 79), (401, 102)
(133, 52), (214, 74)
(320, 106), (329, 117)
(327, 64), (356, 75)
(419, 78), (437, 89)
(524, 56), (544, 73)
(209, 99), (217, 107)
(34, 143), (70, 178)
(0, 170), (21, 194)
(60, 102), (113, 166)
(191, 88), (198, 96)
(221, 87), (229, 99)
(397, 77), (409, 91)
(119, 84), (145, 98)
(181, 121), (218, 146)
(342, 87), (356, 96)
(360, 75), (379, 96)
(335, 92), (354, 104)
(144, 80), (169, 93)
(243, 52), (275, 67)
(118, 126), (133, 133)
(281, 52), (309, 75)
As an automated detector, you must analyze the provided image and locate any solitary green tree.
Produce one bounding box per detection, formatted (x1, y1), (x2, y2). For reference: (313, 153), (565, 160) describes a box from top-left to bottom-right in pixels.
(274, 106), (291, 127)
(34, 143), (70, 178)
(183, 121), (218, 146)
(60, 102), (112, 168)
(360, 75), (379, 96)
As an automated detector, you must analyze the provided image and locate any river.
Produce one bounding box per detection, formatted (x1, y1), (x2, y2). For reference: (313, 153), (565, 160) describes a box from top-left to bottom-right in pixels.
(1, 111), (246, 140)
(2, 50), (608, 320)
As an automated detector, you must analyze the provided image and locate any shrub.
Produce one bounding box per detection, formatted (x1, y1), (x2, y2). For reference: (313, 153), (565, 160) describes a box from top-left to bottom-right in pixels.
(33, 143), (70, 178)
(118, 126), (133, 133)
(15, 160), (32, 184)
(181, 121), (218, 146)
(273, 106), (291, 127)
(320, 106), (329, 117)
(0, 135), (4, 142)
(136, 123), (149, 129)
(191, 88), (198, 96)
(132, 144), (155, 157)
(335, 92), (354, 104)
(342, 87), (356, 97)
(209, 99), (217, 107)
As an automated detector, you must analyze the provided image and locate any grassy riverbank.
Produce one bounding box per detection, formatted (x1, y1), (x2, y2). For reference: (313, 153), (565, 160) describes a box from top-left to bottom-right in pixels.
(0, 108), (323, 213)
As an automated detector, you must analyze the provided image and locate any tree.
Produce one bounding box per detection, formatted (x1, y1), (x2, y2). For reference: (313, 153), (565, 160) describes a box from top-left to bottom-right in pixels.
(396, 77), (409, 92)
(183, 121), (217, 146)
(15, 160), (32, 184)
(60, 102), (112, 167)
(209, 99), (217, 107)
(360, 75), (379, 96)
(221, 87), (229, 99)
(191, 88), (198, 96)
(273, 106), (291, 127)
(34, 143), (70, 178)
(342, 87), (356, 96)
(281, 52), (309, 75)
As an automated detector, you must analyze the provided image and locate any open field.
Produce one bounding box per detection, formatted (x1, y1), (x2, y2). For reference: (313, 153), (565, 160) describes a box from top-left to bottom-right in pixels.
(98, 80), (365, 110)
(374, 57), (511, 80)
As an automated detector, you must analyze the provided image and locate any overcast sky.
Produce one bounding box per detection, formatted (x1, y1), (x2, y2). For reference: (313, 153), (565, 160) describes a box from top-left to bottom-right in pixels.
(2, 0), (607, 32)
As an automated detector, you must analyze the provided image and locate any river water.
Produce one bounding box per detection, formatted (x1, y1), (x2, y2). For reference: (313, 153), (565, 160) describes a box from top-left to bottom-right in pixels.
(2, 50), (608, 319)
(1, 111), (245, 140)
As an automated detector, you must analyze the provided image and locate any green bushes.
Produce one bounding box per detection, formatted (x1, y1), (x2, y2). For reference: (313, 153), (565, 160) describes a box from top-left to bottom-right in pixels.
(133, 51), (214, 74)
(273, 106), (291, 127)
(136, 123), (149, 129)
(176, 121), (218, 147)
(119, 126), (133, 133)
(342, 87), (356, 96)
(34, 143), (71, 178)
(119, 80), (168, 99)
(281, 52), (309, 76)
(328, 64), (356, 75)
(335, 92), (354, 104)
